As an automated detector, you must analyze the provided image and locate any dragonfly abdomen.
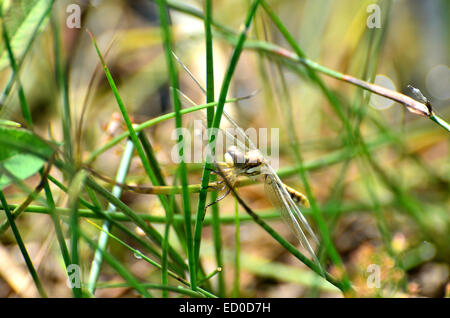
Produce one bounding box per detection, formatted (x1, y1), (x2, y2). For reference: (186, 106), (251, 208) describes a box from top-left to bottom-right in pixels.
(285, 185), (310, 208)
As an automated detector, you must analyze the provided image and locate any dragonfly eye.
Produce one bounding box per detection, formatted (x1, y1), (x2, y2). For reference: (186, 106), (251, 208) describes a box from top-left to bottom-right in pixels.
(245, 150), (264, 167)
(225, 146), (245, 167)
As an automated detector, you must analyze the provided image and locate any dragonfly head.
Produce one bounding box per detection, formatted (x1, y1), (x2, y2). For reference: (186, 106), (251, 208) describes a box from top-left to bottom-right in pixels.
(225, 146), (264, 176)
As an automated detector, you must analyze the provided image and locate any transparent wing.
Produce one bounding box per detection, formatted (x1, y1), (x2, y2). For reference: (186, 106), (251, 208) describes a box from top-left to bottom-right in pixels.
(172, 51), (257, 154)
(264, 163), (318, 244)
(407, 85), (428, 104)
(264, 174), (316, 250)
(222, 110), (258, 151)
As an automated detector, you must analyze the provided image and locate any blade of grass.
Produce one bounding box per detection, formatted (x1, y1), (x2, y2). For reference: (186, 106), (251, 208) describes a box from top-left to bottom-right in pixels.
(67, 170), (86, 298)
(193, 0), (261, 291)
(161, 172), (182, 298)
(191, 0), (224, 294)
(204, 0), (215, 127)
(80, 231), (152, 298)
(138, 132), (187, 253)
(198, 267), (222, 286)
(0, 5), (32, 128)
(96, 282), (206, 298)
(51, 12), (72, 160)
(232, 197), (240, 298)
(84, 218), (216, 298)
(154, 0), (195, 290)
(42, 179), (74, 294)
(85, 177), (188, 272)
(216, 167), (352, 294)
(167, 0), (449, 132)
(85, 96), (246, 164)
(210, 187), (224, 296)
(0, 191), (47, 297)
(47, 174), (187, 275)
(275, 62), (351, 290)
(0, 0), (54, 111)
(7, 200), (399, 225)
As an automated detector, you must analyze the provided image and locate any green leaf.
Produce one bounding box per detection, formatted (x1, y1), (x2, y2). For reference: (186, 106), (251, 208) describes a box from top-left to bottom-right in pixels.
(0, 0), (52, 70)
(0, 119), (21, 127)
(0, 126), (54, 189)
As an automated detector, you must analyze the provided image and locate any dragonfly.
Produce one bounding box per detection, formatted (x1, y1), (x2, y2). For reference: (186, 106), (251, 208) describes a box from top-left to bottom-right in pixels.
(208, 110), (321, 266)
(407, 85), (432, 113)
(211, 145), (310, 209)
(172, 53), (322, 268)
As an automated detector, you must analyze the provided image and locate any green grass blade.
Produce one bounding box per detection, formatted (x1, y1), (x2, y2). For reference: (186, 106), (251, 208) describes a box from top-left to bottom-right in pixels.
(0, 0), (53, 70)
(232, 198), (240, 298)
(85, 217), (215, 298)
(194, 0), (261, 292)
(80, 231), (152, 298)
(0, 6), (32, 127)
(51, 11), (72, 160)
(85, 97), (243, 163)
(0, 191), (48, 297)
(192, 0), (216, 290)
(47, 174), (187, 275)
(210, 186), (224, 296)
(154, 0), (195, 289)
(97, 282), (206, 298)
(85, 177), (188, 272)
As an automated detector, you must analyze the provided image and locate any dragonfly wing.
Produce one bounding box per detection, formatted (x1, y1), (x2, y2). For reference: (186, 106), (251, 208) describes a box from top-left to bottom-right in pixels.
(264, 164), (319, 243)
(264, 175), (317, 256)
(222, 110), (258, 151)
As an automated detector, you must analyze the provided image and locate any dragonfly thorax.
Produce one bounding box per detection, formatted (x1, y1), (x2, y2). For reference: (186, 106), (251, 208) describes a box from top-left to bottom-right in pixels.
(224, 146), (264, 176)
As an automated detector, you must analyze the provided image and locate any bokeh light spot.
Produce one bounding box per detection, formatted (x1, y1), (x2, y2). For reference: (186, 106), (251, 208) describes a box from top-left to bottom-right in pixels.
(426, 65), (450, 100)
(370, 75), (396, 110)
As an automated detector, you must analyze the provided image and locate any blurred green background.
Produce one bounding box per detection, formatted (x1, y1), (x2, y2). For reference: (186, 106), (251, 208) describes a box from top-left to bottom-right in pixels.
(0, 0), (448, 298)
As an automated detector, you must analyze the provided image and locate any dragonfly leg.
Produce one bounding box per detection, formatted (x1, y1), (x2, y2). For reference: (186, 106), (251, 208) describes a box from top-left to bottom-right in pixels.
(205, 186), (232, 209)
(201, 180), (227, 192)
(202, 184), (221, 191)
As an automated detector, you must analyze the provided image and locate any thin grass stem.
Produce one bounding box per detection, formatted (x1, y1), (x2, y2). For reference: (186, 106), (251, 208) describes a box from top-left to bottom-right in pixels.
(0, 191), (48, 297)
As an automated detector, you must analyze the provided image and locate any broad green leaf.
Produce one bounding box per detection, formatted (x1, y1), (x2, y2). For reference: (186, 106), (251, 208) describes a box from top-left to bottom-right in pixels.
(0, 0), (52, 70)
(0, 125), (54, 189)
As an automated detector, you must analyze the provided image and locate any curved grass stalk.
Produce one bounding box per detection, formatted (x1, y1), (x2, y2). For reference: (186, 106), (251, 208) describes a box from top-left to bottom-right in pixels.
(165, 0), (450, 133)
